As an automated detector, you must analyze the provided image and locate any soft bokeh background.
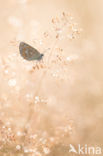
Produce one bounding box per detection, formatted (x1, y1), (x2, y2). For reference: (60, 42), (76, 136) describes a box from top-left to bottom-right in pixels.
(0, 0), (103, 155)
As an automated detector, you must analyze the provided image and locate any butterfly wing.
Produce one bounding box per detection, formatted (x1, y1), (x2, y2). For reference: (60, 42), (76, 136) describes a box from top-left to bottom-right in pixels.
(19, 42), (42, 61)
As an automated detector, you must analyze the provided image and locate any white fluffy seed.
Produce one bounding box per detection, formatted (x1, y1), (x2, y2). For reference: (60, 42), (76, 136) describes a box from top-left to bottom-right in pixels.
(43, 147), (50, 154)
(16, 145), (21, 150)
(8, 79), (16, 87)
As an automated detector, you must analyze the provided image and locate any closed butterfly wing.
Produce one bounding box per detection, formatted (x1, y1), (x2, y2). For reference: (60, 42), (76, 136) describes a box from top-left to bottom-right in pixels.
(19, 42), (44, 61)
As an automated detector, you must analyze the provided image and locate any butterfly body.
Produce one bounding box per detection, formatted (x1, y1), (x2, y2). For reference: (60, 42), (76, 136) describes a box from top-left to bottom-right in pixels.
(19, 42), (44, 61)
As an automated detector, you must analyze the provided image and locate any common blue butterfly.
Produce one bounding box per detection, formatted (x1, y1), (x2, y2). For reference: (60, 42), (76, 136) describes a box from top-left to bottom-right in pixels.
(19, 42), (44, 61)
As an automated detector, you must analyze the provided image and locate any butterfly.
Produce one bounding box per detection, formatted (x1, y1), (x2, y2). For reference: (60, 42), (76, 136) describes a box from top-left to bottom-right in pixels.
(19, 42), (44, 61)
